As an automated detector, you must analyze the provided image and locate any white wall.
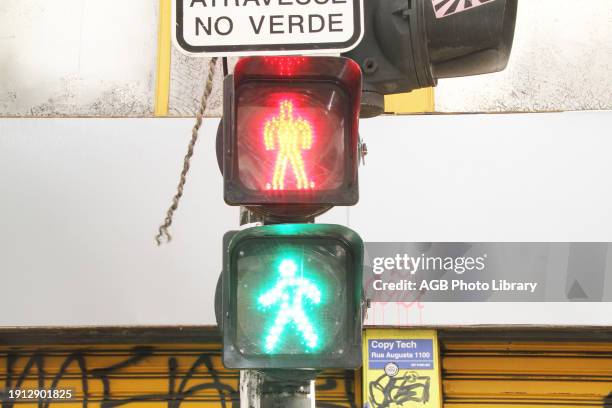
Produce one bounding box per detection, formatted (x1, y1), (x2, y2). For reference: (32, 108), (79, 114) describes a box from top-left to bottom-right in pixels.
(352, 112), (612, 242)
(0, 117), (233, 325)
(0, 0), (158, 116)
(1, 111), (611, 327)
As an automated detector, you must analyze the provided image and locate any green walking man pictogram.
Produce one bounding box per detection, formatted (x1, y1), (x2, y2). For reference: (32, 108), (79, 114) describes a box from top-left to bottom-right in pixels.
(257, 259), (322, 352)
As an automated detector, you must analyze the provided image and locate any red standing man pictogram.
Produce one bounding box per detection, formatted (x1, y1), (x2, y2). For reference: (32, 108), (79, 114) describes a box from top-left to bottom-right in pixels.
(263, 100), (314, 190)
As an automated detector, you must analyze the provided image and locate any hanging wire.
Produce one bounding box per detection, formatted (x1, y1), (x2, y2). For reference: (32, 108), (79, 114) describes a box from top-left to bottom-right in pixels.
(155, 57), (219, 245)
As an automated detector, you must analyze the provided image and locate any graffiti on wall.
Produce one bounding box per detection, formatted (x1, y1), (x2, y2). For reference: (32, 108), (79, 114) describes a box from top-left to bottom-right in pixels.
(368, 372), (431, 408)
(0, 344), (357, 407)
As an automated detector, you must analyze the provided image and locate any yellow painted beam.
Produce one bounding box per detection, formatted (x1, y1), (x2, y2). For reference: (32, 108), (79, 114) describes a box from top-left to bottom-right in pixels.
(384, 87), (435, 114)
(154, 0), (172, 116)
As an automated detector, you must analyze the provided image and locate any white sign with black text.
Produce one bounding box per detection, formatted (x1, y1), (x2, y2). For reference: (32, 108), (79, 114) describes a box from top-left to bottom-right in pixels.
(173, 0), (364, 56)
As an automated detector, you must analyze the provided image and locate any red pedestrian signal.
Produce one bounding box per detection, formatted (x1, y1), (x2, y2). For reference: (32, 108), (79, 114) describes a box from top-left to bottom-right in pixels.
(220, 56), (362, 221)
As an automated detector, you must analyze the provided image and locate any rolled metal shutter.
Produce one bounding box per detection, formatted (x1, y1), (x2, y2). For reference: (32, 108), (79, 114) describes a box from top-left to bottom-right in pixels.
(440, 331), (612, 408)
(0, 328), (360, 407)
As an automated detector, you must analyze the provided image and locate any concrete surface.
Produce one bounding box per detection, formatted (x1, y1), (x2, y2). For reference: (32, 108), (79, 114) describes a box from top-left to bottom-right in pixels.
(1, 0), (610, 116)
(0, 0), (158, 117)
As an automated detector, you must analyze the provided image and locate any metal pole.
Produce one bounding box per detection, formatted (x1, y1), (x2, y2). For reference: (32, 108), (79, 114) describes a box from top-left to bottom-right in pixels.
(238, 207), (317, 407)
(239, 208), (265, 408)
(241, 370), (316, 408)
(240, 206), (264, 226)
(260, 376), (315, 408)
(240, 370), (263, 408)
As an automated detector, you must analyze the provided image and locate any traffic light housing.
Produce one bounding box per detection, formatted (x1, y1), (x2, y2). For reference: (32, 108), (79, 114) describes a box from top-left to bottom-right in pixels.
(221, 224), (364, 370)
(343, 0), (518, 117)
(219, 56), (362, 221)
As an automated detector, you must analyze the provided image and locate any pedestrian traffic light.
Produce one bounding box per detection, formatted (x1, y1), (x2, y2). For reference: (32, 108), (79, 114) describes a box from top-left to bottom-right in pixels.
(220, 224), (364, 369)
(219, 56), (362, 221)
(343, 0), (518, 117)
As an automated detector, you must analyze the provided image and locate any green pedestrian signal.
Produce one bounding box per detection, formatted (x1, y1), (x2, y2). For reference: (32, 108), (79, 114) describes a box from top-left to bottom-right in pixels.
(221, 224), (364, 370)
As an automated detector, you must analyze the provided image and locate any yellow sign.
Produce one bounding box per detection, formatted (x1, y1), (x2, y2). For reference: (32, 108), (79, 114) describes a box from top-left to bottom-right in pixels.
(363, 329), (442, 408)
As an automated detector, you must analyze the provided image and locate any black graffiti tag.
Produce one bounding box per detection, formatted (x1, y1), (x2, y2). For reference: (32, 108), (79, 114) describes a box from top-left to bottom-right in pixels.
(368, 371), (431, 408)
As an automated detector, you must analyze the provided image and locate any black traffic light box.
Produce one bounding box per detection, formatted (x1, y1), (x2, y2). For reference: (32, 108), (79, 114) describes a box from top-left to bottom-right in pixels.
(220, 224), (364, 370)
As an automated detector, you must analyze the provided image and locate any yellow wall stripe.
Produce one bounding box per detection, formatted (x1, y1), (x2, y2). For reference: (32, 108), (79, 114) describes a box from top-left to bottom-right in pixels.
(154, 0), (172, 116)
(385, 87), (435, 114)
